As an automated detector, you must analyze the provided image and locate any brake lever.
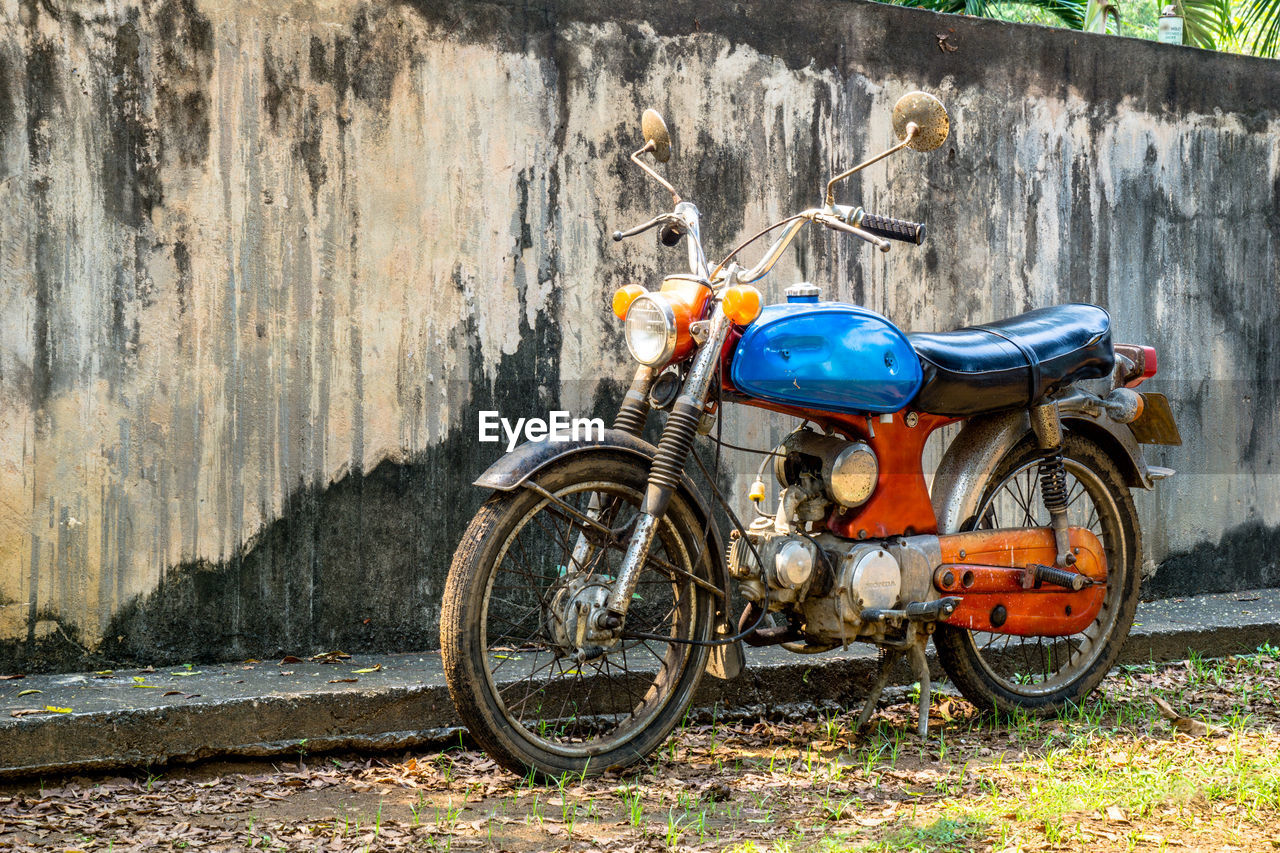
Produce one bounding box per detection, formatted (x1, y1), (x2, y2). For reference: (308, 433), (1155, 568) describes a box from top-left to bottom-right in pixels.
(813, 212), (892, 253)
(612, 214), (673, 242)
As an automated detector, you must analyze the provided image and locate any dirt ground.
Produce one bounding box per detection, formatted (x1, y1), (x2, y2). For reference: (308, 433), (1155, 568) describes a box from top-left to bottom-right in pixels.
(2, 649), (1278, 852)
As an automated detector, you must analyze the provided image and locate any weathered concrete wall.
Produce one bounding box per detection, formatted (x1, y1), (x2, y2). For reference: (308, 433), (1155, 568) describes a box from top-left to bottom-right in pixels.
(0, 0), (1276, 671)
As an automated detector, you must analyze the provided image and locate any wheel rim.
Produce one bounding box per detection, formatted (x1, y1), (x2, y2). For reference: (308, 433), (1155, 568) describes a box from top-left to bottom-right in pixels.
(479, 480), (706, 759)
(963, 457), (1128, 697)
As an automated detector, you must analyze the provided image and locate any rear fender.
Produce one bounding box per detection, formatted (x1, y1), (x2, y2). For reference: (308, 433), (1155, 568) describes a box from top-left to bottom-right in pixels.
(932, 404), (1151, 535)
(474, 430), (741, 679)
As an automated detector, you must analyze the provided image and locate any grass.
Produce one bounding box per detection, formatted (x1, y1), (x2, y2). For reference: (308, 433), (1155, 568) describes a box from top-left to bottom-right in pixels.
(4, 650), (1280, 851)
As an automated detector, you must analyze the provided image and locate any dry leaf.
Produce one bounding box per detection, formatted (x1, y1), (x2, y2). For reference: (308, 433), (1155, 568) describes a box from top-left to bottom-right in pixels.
(1106, 805), (1127, 823)
(0, 674), (25, 680)
(310, 651), (351, 664)
(280, 656), (303, 664)
(11, 708), (48, 717)
(1152, 695), (1225, 737)
(352, 664), (383, 674)
(327, 678), (358, 684)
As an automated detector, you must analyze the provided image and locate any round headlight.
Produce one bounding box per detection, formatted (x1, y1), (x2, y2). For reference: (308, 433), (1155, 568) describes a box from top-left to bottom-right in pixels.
(624, 293), (677, 366)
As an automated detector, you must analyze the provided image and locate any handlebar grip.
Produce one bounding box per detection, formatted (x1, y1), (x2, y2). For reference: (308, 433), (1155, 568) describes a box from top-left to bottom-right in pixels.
(859, 212), (925, 245)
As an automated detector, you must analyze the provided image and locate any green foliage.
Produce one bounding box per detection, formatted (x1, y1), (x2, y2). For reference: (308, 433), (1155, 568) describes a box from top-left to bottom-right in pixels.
(1237, 0), (1280, 54)
(877, 0), (1280, 56)
(889, 0), (1085, 28)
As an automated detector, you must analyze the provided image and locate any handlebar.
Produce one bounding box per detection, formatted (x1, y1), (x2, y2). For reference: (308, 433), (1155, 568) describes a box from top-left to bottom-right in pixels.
(812, 212), (892, 253)
(857, 211), (925, 245)
(619, 202), (924, 287)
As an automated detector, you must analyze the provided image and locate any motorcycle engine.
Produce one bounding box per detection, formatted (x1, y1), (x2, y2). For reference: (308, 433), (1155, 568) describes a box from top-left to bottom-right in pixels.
(773, 428), (878, 510)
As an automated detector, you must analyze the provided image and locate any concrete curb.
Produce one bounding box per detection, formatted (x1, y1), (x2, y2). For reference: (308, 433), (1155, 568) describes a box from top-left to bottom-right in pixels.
(1, 589), (1276, 780)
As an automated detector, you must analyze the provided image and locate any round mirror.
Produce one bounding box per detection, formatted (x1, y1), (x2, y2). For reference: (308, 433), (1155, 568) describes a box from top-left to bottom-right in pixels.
(641, 108), (672, 163)
(891, 92), (949, 152)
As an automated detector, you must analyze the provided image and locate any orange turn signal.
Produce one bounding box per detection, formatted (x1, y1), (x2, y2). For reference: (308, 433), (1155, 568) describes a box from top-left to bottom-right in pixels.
(722, 285), (762, 326)
(612, 284), (647, 319)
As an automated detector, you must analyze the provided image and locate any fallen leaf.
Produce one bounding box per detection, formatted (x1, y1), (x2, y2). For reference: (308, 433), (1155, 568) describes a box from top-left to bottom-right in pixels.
(279, 671), (295, 676)
(310, 651), (351, 664)
(328, 678), (358, 684)
(1106, 805), (1127, 823)
(352, 664), (383, 674)
(44, 705), (72, 713)
(0, 674), (25, 680)
(243, 659), (260, 664)
(163, 691), (183, 696)
(1152, 695), (1225, 737)
(280, 656), (303, 664)
(16, 689), (42, 697)
(11, 708), (49, 717)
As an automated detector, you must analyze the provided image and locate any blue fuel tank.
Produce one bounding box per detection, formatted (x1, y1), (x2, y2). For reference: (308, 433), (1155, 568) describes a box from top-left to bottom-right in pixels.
(729, 295), (923, 414)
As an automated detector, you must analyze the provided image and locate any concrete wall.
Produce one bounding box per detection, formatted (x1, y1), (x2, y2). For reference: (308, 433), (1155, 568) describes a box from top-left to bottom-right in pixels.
(0, 0), (1276, 671)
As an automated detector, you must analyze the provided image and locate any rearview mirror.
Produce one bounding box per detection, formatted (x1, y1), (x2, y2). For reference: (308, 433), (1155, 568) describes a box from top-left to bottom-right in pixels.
(891, 92), (949, 152)
(641, 109), (672, 163)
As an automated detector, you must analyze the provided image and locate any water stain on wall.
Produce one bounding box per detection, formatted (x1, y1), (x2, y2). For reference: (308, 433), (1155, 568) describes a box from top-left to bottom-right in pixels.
(0, 0), (1276, 671)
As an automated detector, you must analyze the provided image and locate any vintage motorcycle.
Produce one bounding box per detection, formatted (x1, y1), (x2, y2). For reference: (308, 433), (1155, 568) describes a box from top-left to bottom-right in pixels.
(440, 93), (1181, 778)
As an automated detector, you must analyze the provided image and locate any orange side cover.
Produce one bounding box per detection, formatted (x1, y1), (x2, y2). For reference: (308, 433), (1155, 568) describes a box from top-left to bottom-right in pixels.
(934, 527), (1108, 637)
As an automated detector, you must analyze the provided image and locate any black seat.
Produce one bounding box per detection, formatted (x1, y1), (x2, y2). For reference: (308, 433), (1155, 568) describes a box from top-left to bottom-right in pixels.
(907, 304), (1114, 417)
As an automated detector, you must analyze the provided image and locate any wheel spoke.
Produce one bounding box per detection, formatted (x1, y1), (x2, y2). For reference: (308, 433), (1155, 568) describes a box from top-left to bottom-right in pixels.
(959, 450), (1129, 699)
(462, 478), (706, 761)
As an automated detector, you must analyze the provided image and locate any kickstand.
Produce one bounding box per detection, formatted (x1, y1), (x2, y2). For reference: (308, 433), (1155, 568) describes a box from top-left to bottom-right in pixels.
(906, 638), (932, 740)
(855, 647), (901, 733)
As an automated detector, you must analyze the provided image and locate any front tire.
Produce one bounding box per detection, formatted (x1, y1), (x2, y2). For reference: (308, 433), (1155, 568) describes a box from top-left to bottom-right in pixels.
(934, 433), (1142, 714)
(440, 452), (715, 778)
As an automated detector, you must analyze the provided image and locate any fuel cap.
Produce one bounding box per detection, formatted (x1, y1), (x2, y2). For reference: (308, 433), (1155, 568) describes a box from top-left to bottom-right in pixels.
(785, 282), (821, 303)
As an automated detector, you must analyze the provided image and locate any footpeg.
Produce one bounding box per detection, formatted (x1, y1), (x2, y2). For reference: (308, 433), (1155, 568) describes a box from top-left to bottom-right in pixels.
(1022, 563), (1091, 591)
(905, 597), (961, 621)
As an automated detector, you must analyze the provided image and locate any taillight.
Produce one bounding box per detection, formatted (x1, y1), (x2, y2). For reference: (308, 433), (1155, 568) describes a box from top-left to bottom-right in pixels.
(1114, 344), (1158, 388)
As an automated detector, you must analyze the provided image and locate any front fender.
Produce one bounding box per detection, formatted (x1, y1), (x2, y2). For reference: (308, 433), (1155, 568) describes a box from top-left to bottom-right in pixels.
(474, 429), (660, 491)
(474, 430), (742, 678)
(932, 406), (1152, 535)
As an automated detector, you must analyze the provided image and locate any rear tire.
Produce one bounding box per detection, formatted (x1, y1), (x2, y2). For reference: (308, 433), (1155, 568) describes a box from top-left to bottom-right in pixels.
(934, 433), (1141, 714)
(440, 452), (715, 778)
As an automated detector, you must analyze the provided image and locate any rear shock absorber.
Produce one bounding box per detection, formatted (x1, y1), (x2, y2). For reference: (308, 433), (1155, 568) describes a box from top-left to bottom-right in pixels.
(1029, 402), (1075, 567)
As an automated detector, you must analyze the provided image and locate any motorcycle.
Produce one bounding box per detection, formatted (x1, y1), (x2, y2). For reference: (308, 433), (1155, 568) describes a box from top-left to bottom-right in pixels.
(440, 93), (1182, 778)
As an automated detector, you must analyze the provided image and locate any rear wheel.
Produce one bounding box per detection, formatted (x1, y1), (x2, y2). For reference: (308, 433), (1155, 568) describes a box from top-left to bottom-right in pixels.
(440, 452), (716, 778)
(934, 433), (1141, 714)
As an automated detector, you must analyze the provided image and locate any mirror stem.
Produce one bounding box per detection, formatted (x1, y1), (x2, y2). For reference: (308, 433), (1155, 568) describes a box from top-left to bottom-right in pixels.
(630, 142), (681, 205)
(824, 124), (918, 206)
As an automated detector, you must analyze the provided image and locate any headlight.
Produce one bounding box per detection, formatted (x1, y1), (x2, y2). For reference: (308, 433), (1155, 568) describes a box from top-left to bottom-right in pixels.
(624, 293), (677, 366)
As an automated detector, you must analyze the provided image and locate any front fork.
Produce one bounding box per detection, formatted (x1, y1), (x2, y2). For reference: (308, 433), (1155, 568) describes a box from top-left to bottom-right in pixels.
(597, 304), (733, 631)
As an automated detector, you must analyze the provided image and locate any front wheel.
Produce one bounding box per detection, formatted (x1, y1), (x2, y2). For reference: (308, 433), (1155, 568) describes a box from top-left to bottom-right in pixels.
(440, 452), (716, 778)
(934, 433), (1142, 714)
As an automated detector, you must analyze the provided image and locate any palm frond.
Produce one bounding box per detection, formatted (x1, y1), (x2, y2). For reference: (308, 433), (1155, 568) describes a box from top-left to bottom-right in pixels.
(1174, 0), (1233, 48)
(890, 0), (1085, 29)
(1240, 0), (1280, 55)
